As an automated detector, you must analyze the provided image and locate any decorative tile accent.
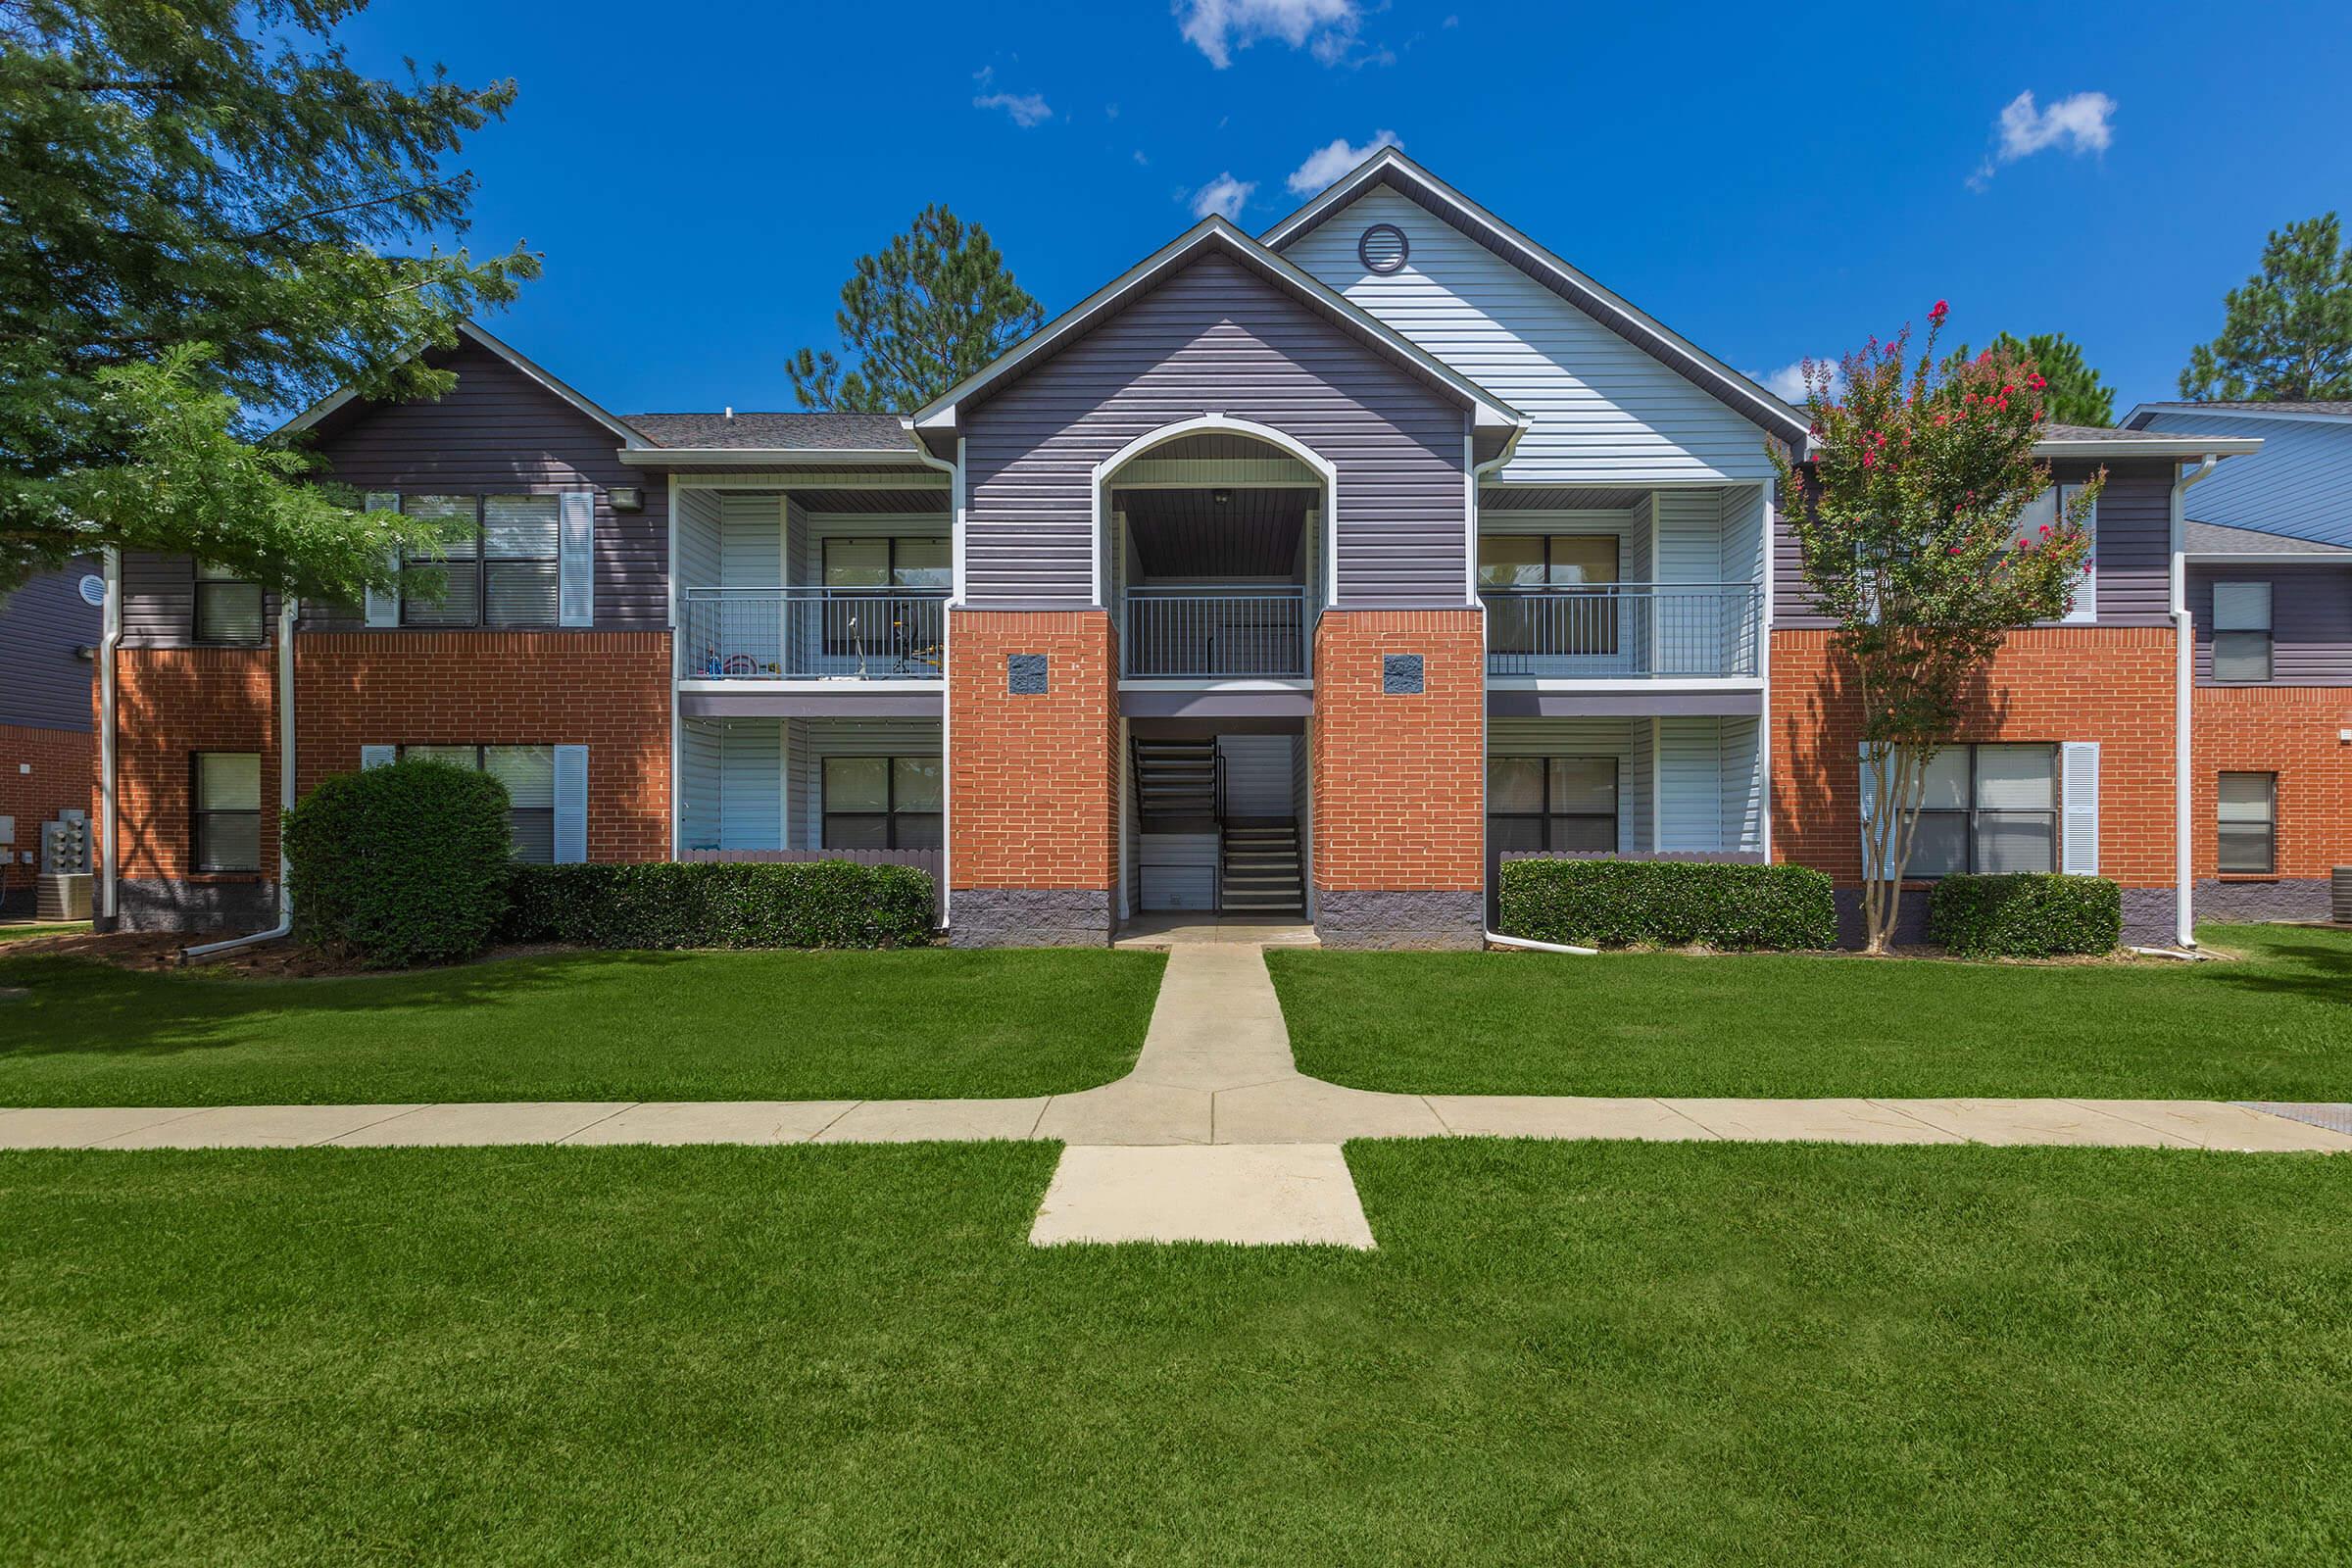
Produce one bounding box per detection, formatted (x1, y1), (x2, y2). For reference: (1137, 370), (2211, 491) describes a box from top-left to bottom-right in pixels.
(1006, 653), (1050, 695)
(1381, 654), (1425, 695)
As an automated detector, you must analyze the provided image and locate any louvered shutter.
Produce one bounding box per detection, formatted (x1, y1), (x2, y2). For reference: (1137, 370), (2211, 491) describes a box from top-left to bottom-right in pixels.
(552, 745), (589, 863)
(363, 493), (401, 626)
(559, 490), (595, 627)
(2060, 742), (2099, 875)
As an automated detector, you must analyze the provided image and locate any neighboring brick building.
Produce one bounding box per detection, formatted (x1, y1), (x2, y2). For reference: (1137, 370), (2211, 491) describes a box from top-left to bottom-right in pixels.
(89, 150), (2323, 948)
(0, 565), (98, 912)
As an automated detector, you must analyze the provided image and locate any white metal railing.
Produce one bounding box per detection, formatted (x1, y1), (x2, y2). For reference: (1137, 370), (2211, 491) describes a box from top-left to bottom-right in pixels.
(681, 587), (948, 680)
(1123, 587), (1311, 678)
(1482, 583), (1762, 678)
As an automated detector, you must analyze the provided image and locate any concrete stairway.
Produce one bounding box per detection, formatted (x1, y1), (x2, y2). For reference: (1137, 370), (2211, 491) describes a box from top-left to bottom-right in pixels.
(1220, 820), (1303, 914)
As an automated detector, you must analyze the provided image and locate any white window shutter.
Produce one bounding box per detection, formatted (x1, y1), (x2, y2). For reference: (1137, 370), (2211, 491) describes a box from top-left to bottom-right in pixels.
(1857, 740), (1881, 882)
(363, 493), (401, 627)
(553, 745), (589, 863)
(359, 745), (396, 770)
(559, 490), (595, 627)
(2061, 741), (2099, 875)
(2062, 485), (2097, 624)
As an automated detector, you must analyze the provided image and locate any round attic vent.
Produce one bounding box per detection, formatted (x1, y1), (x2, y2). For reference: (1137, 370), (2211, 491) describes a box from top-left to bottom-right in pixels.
(1357, 222), (1409, 274)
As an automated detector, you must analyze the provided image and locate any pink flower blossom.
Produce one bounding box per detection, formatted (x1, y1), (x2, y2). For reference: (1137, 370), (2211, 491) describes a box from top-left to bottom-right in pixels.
(1929, 300), (1949, 323)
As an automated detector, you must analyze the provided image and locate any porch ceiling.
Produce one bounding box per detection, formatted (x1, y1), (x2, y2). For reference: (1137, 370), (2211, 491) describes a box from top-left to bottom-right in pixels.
(1117, 487), (1310, 578)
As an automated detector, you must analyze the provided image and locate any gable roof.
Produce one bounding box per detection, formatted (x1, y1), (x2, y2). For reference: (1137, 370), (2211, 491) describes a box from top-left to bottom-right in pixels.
(2128, 400), (2352, 427)
(276, 320), (651, 448)
(905, 215), (1525, 462)
(625, 411), (916, 451)
(2184, 518), (2352, 559)
(1259, 147), (1811, 450)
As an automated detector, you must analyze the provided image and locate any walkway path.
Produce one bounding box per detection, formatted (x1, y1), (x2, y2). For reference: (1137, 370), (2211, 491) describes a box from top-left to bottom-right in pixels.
(5, 942), (2348, 1247)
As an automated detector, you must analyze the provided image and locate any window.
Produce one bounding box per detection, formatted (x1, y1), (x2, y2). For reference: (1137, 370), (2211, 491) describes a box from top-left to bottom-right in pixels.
(2218, 772), (2277, 875)
(397, 744), (557, 862)
(821, 756), (943, 851)
(192, 753), (263, 872)
(1479, 534), (1619, 656)
(2017, 483), (2095, 622)
(194, 562), (266, 644)
(2211, 581), (2274, 683)
(821, 538), (950, 659)
(1486, 757), (1618, 856)
(400, 495), (561, 627)
(1889, 744), (2057, 876)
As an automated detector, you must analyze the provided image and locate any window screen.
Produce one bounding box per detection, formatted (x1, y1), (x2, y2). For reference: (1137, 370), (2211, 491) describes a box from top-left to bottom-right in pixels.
(483, 495), (561, 625)
(193, 752), (263, 872)
(2217, 772), (2276, 875)
(194, 562), (266, 644)
(1882, 745), (2057, 876)
(2211, 582), (2274, 683)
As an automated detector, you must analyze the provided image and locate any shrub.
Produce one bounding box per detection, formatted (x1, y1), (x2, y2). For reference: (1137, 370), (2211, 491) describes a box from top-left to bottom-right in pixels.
(281, 760), (513, 967)
(1499, 858), (1838, 951)
(503, 860), (934, 950)
(1927, 873), (2123, 957)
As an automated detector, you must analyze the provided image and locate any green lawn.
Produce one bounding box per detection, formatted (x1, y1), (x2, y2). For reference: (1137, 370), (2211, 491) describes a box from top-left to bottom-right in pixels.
(1271, 922), (2352, 1101)
(5, 1140), (2349, 1563)
(0, 947), (1164, 1105)
(0, 922), (89, 945)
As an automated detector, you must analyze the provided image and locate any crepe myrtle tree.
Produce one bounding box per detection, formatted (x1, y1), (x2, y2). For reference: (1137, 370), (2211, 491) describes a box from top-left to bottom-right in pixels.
(1769, 303), (2099, 955)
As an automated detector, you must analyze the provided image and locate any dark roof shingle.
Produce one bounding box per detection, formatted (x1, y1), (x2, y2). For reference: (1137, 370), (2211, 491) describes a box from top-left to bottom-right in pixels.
(624, 412), (914, 450)
(2184, 519), (2352, 557)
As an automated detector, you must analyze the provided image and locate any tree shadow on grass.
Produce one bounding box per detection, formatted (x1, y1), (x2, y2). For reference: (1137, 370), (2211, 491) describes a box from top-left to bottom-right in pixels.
(2198, 933), (2352, 1005)
(0, 949), (702, 1066)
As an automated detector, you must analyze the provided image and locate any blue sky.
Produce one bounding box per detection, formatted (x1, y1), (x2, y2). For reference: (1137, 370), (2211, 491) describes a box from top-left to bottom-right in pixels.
(333, 0), (2352, 419)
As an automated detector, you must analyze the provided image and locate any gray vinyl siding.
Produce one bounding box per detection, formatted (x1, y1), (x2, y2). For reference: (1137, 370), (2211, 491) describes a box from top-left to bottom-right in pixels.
(674, 488), (721, 591)
(301, 341), (666, 630)
(1771, 459), (2175, 629)
(960, 253), (1469, 608)
(2187, 563), (2352, 683)
(0, 565), (97, 730)
(119, 552), (282, 649)
(2134, 411), (2352, 549)
(1720, 714), (1764, 850)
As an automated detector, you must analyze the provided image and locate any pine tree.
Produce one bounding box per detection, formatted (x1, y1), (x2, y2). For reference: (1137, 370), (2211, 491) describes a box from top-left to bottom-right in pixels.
(787, 207), (1043, 414)
(2180, 214), (2352, 401)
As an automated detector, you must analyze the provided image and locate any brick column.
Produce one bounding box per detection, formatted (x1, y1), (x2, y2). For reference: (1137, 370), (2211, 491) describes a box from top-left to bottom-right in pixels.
(1310, 609), (1486, 949)
(948, 609), (1118, 947)
(111, 646), (278, 932)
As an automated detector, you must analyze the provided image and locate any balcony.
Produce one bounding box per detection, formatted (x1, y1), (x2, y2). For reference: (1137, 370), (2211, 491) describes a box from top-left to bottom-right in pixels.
(1483, 583), (1762, 679)
(1122, 587), (1312, 679)
(680, 586), (947, 681)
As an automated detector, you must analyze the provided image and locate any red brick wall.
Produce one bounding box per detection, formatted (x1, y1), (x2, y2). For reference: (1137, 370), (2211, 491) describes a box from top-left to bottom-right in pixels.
(112, 647), (277, 885)
(1311, 610), (1485, 893)
(0, 722), (95, 887)
(2192, 686), (2352, 881)
(1771, 627), (2178, 888)
(294, 632), (670, 861)
(947, 611), (1117, 891)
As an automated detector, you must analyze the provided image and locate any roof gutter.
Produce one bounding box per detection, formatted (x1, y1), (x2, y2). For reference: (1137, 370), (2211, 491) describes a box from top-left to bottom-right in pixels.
(2170, 454), (2225, 952)
(613, 447), (935, 468)
(182, 595), (298, 962)
(2034, 436), (2262, 461)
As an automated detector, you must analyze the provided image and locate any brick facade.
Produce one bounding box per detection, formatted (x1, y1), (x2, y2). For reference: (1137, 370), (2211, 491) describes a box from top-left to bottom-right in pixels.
(110, 646), (279, 930)
(2191, 684), (2351, 921)
(1310, 610), (1486, 948)
(0, 721), (95, 906)
(947, 610), (1118, 947)
(294, 632), (671, 862)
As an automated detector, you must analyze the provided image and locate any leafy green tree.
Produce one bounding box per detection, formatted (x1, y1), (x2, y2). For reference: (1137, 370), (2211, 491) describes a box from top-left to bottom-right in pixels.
(2180, 213), (2352, 401)
(1945, 332), (2114, 425)
(1770, 304), (2099, 955)
(788, 206), (1043, 413)
(0, 0), (539, 596)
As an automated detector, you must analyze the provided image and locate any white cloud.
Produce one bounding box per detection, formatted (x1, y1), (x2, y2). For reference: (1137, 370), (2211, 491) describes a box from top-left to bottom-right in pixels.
(1970, 89), (2115, 187)
(1756, 360), (1843, 402)
(1177, 0), (1363, 69)
(1287, 129), (1401, 195)
(1189, 172), (1256, 220)
(973, 91), (1053, 128)
(1133, 149), (1150, 166)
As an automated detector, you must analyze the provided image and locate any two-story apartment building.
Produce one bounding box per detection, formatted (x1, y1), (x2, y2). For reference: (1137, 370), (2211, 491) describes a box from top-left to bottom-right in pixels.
(89, 150), (2274, 950)
(0, 566), (97, 911)
(2125, 401), (2352, 923)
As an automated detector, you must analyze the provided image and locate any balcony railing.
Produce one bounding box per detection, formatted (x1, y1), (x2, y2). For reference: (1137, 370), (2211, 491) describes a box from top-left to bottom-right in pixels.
(1483, 583), (1762, 678)
(1123, 587), (1311, 679)
(681, 586), (948, 680)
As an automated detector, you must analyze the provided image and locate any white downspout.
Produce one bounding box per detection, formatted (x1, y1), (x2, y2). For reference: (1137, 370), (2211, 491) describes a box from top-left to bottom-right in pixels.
(96, 548), (122, 930)
(2170, 454), (2222, 951)
(908, 425), (961, 936)
(1471, 420), (1531, 940)
(182, 595), (297, 960)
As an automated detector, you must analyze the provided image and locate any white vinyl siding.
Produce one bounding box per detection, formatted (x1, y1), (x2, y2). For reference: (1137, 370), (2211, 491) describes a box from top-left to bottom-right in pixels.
(1285, 186), (1775, 483)
(719, 495), (784, 586)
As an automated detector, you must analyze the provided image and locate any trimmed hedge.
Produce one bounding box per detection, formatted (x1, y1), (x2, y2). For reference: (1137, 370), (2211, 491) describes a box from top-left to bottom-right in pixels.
(503, 860), (935, 951)
(1927, 873), (2123, 957)
(1499, 858), (1838, 951)
(282, 760), (514, 968)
